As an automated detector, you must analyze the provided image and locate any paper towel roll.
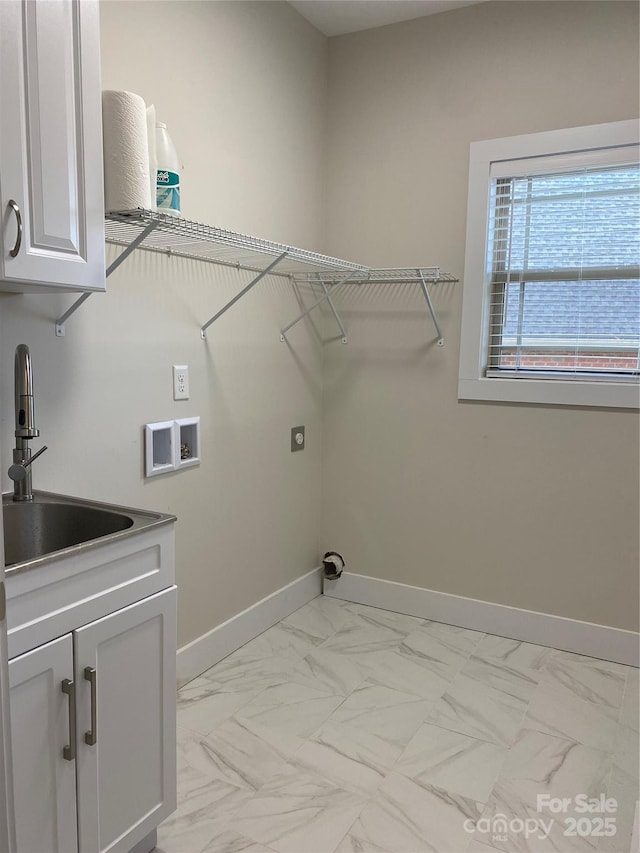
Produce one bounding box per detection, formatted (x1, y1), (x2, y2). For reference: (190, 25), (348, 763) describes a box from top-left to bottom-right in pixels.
(146, 104), (157, 211)
(102, 90), (151, 212)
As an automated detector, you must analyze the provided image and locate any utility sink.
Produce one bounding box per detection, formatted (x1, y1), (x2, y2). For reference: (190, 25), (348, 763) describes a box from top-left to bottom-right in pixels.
(3, 491), (175, 573)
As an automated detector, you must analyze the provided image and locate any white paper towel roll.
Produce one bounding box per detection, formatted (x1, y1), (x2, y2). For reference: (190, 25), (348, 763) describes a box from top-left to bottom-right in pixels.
(102, 90), (151, 212)
(146, 103), (157, 211)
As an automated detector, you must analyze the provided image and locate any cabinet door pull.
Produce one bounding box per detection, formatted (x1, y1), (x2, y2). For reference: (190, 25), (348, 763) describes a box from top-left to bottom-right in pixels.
(61, 679), (76, 761)
(84, 666), (97, 746)
(7, 200), (22, 258)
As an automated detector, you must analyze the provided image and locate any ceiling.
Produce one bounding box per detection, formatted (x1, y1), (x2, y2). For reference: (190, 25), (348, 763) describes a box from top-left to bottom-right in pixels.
(288, 0), (487, 37)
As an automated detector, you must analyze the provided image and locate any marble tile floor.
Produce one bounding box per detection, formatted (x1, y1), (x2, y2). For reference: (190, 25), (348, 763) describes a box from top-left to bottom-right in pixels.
(157, 595), (639, 853)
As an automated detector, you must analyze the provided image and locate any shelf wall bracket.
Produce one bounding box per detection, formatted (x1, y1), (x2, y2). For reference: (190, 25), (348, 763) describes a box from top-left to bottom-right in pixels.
(317, 277), (348, 344)
(417, 268), (445, 346)
(200, 251), (288, 340)
(55, 219), (160, 336)
(280, 270), (355, 343)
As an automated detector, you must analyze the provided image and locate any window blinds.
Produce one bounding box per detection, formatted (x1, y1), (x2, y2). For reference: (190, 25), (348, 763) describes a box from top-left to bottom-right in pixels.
(486, 160), (640, 379)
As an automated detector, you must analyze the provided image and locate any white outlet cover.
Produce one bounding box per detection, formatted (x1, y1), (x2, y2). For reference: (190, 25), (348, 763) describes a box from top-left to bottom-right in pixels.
(173, 365), (189, 400)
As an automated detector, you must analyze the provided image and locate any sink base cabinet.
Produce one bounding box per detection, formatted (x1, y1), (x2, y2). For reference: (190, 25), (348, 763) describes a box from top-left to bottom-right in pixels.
(9, 587), (176, 853)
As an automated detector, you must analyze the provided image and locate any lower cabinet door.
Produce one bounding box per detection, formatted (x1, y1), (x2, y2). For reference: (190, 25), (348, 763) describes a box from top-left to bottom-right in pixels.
(74, 587), (177, 853)
(8, 633), (79, 853)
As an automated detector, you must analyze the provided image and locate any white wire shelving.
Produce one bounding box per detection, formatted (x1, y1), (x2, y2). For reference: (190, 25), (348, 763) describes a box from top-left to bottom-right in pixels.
(285, 268), (458, 345)
(103, 209), (369, 278)
(54, 209), (458, 344)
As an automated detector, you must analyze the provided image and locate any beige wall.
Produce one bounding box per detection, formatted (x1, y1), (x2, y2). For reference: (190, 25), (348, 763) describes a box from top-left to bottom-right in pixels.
(100, 0), (328, 246)
(0, 0), (328, 648)
(322, 1), (640, 631)
(1, 0), (637, 652)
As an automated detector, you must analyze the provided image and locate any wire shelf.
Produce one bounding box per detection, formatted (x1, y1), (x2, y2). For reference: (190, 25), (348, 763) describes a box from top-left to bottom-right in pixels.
(105, 209), (368, 277)
(293, 267), (459, 285)
(57, 210), (457, 342)
(281, 267), (458, 346)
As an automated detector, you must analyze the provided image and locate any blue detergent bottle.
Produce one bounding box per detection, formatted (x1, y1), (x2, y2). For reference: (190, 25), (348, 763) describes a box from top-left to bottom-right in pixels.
(155, 122), (181, 215)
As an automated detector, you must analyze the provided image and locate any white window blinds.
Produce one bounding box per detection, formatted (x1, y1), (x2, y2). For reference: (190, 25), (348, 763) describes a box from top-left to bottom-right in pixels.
(486, 156), (640, 380)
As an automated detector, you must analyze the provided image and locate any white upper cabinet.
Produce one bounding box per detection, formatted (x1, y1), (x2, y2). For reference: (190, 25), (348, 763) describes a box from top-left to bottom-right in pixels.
(0, 0), (105, 292)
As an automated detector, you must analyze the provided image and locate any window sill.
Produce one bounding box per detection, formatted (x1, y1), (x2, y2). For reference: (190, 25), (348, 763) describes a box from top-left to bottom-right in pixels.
(458, 376), (640, 409)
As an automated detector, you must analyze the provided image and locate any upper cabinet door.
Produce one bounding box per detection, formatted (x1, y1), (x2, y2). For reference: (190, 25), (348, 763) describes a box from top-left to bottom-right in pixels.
(0, 0), (105, 293)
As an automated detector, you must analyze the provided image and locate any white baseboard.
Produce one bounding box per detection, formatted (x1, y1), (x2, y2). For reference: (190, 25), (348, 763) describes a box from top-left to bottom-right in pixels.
(324, 572), (639, 667)
(177, 567), (323, 687)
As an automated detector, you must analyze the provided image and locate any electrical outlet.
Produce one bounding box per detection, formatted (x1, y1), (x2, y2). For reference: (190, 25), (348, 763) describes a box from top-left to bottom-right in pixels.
(291, 426), (305, 452)
(173, 365), (189, 400)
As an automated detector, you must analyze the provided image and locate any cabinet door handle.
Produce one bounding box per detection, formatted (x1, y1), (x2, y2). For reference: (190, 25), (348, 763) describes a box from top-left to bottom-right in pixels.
(7, 200), (22, 258)
(61, 679), (76, 761)
(84, 667), (97, 746)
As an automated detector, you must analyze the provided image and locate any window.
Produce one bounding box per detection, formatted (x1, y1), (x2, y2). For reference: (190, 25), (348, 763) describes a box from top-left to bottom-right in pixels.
(459, 120), (640, 408)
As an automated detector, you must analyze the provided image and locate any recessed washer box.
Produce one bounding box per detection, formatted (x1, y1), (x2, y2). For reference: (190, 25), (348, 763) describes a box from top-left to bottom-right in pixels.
(145, 418), (201, 477)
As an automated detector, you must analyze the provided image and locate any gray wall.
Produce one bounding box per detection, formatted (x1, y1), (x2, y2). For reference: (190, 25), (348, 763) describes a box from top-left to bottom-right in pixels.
(321, 1), (640, 631)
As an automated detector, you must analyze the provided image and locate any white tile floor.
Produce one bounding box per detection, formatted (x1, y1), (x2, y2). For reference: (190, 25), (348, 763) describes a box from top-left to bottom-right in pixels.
(157, 595), (640, 853)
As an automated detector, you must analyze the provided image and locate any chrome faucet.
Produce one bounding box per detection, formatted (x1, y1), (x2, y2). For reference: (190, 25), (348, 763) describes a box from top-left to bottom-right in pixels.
(9, 344), (47, 501)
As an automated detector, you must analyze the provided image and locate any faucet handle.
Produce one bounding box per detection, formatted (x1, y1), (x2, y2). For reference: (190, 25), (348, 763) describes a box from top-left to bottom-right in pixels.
(8, 445), (47, 481)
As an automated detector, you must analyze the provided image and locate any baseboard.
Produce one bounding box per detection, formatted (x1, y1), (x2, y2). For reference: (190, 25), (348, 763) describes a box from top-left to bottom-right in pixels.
(324, 572), (639, 667)
(177, 567), (323, 687)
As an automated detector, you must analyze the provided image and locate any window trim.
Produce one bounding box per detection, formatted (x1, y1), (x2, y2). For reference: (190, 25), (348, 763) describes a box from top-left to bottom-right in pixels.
(458, 119), (640, 409)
